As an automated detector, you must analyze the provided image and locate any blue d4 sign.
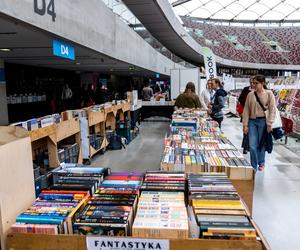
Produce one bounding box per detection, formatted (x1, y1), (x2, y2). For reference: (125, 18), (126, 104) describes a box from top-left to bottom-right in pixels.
(53, 40), (75, 60)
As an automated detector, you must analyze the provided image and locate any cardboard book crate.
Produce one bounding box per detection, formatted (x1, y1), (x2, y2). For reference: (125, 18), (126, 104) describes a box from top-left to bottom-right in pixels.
(6, 233), (268, 250)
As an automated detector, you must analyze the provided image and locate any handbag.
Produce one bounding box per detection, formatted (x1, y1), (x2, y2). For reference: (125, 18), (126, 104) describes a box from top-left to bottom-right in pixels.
(254, 92), (282, 129)
(236, 102), (244, 114)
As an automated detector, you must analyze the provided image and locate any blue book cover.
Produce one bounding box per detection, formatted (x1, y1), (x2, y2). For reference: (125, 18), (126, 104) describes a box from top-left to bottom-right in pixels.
(16, 215), (65, 225)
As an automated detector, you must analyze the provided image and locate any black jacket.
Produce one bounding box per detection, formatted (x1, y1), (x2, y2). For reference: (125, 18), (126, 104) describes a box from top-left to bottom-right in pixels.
(211, 88), (228, 118)
(238, 87), (251, 107)
(259, 127), (273, 154)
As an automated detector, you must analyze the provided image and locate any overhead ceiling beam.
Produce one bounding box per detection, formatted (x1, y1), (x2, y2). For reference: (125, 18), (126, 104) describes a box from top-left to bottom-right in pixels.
(172, 0), (192, 8)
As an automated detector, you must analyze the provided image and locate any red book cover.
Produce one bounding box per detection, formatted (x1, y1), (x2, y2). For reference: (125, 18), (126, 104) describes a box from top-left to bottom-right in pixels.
(41, 190), (89, 196)
(144, 177), (185, 181)
(105, 176), (142, 181)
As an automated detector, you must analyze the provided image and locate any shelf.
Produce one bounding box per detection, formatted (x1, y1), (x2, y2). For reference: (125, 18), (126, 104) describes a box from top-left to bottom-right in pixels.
(0, 126), (29, 145)
(0, 127), (36, 250)
(104, 106), (114, 114)
(122, 102), (131, 112)
(29, 125), (56, 142)
(56, 118), (80, 142)
(89, 145), (102, 158)
(89, 138), (108, 158)
(8, 101), (46, 105)
(100, 137), (109, 150)
(88, 111), (105, 127)
(6, 233), (265, 250)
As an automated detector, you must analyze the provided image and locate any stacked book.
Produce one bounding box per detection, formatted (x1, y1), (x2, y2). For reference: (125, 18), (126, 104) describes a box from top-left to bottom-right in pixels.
(72, 172), (143, 236)
(51, 164), (110, 195)
(141, 171), (186, 193)
(11, 190), (89, 235)
(98, 172), (144, 195)
(161, 110), (253, 179)
(132, 191), (189, 239)
(73, 203), (134, 236)
(188, 173), (257, 240)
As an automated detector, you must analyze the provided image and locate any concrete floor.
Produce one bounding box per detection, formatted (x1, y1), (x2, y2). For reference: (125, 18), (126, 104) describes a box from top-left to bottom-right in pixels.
(92, 118), (300, 250)
(93, 122), (169, 172)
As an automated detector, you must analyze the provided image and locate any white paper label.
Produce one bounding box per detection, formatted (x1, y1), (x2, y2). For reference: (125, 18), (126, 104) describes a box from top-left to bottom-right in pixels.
(86, 237), (170, 250)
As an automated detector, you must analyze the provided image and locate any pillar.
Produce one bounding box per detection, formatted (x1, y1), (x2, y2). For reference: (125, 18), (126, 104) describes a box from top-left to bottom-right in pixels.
(0, 60), (9, 125)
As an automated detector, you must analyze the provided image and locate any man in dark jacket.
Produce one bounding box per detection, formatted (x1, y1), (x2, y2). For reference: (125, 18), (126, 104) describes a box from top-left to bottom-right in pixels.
(208, 78), (227, 128)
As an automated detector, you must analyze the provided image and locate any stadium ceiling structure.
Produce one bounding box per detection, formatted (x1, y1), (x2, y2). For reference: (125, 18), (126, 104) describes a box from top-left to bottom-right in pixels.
(170, 0), (300, 24)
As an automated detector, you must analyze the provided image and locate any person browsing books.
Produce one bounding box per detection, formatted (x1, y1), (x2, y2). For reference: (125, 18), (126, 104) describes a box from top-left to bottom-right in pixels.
(201, 79), (215, 107)
(207, 78), (227, 128)
(242, 75), (276, 171)
(175, 82), (207, 109)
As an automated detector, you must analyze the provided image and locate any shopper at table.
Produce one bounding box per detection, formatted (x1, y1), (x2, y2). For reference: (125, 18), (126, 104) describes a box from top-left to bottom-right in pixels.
(243, 75), (276, 171)
(208, 78), (227, 128)
(175, 82), (206, 109)
(142, 82), (153, 101)
(201, 79), (215, 106)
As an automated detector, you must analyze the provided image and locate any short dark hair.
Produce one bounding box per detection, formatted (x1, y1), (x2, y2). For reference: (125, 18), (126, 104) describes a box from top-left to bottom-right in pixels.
(211, 78), (221, 86)
(185, 82), (196, 93)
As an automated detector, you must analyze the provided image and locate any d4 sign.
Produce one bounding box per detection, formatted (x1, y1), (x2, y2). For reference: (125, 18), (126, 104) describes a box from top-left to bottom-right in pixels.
(34, 0), (56, 22)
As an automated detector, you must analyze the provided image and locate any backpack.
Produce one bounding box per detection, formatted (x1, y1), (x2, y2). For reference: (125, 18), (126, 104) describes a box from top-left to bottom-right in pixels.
(107, 134), (126, 150)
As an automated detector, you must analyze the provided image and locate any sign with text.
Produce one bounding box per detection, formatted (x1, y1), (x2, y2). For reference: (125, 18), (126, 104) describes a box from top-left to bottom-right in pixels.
(53, 39), (75, 60)
(201, 47), (217, 81)
(34, 0), (56, 22)
(86, 237), (170, 250)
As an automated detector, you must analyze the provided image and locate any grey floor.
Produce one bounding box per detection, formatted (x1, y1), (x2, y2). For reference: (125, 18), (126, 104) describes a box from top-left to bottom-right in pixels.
(93, 122), (169, 172)
(92, 118), (300, 250)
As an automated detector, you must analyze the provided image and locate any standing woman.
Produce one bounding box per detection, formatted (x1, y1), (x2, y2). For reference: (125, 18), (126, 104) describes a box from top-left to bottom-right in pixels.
(208, 78), (227, 128)
(243, 75), (276, 171)
(201, 79), (215, 107)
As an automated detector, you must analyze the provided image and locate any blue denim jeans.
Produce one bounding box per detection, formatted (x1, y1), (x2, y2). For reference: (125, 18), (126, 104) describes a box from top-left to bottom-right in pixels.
(248, 118), (267, 170)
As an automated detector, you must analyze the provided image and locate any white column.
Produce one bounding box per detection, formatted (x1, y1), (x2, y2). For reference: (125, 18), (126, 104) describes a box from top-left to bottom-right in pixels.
(0, 60), (9, 125)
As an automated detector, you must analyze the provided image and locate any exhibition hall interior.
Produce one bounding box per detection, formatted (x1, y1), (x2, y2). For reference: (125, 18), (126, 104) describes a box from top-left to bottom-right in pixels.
(1, 1), (300, 250)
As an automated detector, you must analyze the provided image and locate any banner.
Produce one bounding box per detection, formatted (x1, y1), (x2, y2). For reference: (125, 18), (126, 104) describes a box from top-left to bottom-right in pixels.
(201, 47), (217, 81)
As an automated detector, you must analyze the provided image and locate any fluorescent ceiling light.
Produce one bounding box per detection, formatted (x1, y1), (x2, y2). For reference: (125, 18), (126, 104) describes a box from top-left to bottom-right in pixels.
(0, 48), (12, 52)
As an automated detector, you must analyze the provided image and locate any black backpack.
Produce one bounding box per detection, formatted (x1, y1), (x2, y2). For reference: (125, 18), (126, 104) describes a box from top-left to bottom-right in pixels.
(107, 134), (125, 150)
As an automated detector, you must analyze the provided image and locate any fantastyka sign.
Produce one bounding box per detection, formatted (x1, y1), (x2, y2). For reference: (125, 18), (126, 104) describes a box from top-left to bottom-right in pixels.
(87, 237), (170, 250)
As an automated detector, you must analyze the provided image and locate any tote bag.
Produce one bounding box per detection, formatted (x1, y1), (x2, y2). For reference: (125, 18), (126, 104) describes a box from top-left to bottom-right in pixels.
(266, 109), (282, 129)
(254, 92), (282, 129)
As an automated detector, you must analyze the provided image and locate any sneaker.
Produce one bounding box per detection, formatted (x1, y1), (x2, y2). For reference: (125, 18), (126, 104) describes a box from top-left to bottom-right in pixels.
(258, 164), (265, 171)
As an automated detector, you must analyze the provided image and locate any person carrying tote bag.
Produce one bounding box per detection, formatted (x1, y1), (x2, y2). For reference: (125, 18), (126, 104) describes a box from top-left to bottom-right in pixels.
(254, 90), (284, 140)
(243, 75), (276, 171)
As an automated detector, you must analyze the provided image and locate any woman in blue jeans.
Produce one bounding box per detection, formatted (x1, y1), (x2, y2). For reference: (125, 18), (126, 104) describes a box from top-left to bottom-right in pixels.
(242, 75), (276, 171)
